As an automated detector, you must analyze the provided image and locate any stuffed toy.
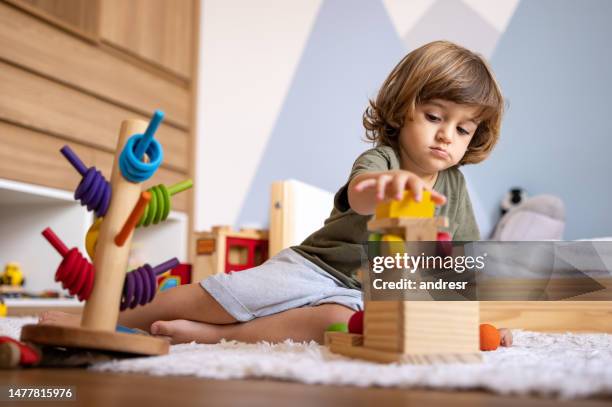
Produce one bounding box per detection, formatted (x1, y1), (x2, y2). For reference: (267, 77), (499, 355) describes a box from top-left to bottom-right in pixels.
(492, 194), (565, 241)
(500, 188), (527, 216)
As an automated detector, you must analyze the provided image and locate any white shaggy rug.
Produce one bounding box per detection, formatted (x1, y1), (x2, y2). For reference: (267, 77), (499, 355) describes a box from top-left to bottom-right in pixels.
(2, 317), (612, 400)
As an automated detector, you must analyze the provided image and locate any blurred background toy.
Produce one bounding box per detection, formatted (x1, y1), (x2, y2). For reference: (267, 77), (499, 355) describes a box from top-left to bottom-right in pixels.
(1, 262), (25, 287)
(500, 187), (527, 216)
(157, 263), (192, 292)
(0, 262), (25, 298)
(0, 297), (7, 317)
(193, 226), (268, 281)
(492, 194), (565, 241)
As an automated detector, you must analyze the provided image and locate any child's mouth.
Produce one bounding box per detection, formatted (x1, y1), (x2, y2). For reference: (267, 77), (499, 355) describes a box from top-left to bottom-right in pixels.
(429, 147), (449, 159)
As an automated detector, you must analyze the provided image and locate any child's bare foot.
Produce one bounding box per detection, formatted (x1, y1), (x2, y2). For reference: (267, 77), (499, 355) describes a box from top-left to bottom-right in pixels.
(38, 311), (81, 327)
(499, 328), (513, 347)
(150, 319), (224, 345)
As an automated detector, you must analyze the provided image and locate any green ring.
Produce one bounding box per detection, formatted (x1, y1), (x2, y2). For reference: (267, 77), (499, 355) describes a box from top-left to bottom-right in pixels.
(160, 184), (171, 221)
(144, 185), (159, 226)
(152, 186), (164, 224)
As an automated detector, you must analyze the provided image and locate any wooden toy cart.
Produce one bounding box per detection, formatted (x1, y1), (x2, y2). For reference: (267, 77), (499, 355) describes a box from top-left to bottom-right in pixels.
(193, 226), (268, 281)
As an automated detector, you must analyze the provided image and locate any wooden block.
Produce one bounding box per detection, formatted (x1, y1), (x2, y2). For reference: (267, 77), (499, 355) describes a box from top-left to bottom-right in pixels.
(370, 217), (448, 230)
(403, 223), (438, 242)
(329, 342), (402, 363)
(375, 190), (435, 220)
(364, 318), (401, 327)
(365, 313), (402, 322)
(363, 333), (400, 341)
(368, 217), (447, 235)
(364, 336), (402, 352)
(324, 332), (363, 347)
(364, 324), (400, 336)
(329, 342), (481, 365)
(366, 301), (402, 312)
(401, 302), (480, 354)
(365, 308), (402, 321)
(364, 309), (402, 317)
(365, 316), (401, 325)
(364, 301), (480, 355)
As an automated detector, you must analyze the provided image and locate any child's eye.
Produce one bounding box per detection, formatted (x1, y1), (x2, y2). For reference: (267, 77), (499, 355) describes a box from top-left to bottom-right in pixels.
(457, 127), (470, 135)
(425, 113), (440, 122)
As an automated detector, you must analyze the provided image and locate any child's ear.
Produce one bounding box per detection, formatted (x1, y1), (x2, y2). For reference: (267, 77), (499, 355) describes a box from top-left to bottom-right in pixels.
(385, 124), (401, 139)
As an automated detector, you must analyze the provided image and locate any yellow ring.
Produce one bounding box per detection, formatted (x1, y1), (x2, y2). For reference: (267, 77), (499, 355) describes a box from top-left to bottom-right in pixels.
(86, 217), (103, 260)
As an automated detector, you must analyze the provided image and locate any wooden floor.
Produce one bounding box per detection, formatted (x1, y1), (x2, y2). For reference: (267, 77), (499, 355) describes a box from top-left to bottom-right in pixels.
(1, 368), (611, 407)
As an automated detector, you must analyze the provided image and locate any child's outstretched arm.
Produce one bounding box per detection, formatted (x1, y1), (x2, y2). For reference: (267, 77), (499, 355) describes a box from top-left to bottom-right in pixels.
(347, 170), (446, 215)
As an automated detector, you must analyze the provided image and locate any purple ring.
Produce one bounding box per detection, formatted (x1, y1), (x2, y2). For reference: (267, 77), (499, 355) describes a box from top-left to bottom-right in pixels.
(139, 266), (150, 306)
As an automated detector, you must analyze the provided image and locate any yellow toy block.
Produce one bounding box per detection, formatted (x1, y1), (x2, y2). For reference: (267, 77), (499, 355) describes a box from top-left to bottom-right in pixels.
(375, 190), (435, 219)
(382, 234), (404, 255)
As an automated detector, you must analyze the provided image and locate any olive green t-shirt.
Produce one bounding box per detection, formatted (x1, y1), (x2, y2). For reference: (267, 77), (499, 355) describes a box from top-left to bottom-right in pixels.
(291, 145), (480, 289)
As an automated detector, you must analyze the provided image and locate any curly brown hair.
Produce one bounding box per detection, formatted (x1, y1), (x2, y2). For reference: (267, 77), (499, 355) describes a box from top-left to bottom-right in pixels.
(363, 41), (504, 165)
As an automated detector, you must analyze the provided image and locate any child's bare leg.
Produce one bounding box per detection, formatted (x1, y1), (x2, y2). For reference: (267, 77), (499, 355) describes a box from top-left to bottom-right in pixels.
(118, 283), (235, 330)
(151, 303), (355, 344)
(40, 283), (236, 332)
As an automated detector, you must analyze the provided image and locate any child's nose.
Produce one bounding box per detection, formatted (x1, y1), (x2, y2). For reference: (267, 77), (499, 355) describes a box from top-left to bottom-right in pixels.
(436, 127), (453, 143)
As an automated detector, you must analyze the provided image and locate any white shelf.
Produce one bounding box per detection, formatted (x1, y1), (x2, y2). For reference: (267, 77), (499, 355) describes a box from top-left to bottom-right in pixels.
(4, 298), (82, 308)
(0, 178), (188, 294)
(0, 179), (92, 293)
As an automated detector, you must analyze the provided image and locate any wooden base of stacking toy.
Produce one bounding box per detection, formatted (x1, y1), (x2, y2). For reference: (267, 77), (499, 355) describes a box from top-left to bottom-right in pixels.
(20, 324), (168, 356)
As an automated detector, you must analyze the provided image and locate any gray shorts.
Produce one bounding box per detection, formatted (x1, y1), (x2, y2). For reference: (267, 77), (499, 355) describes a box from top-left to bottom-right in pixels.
(200, 248), (363, 322)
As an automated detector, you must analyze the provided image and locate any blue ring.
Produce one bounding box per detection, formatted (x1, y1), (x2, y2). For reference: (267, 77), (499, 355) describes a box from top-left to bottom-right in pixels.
(119, 134), (164, 182)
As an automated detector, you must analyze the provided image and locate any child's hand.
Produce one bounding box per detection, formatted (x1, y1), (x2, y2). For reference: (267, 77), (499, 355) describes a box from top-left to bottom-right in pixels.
(499, 328), (513, 347)
(354, 170), (446, 204)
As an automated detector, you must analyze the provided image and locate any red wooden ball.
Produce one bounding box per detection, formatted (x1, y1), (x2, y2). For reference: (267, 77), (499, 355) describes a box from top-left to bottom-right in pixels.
(436, 231), (453, 257)
(348, 310), (364, 334)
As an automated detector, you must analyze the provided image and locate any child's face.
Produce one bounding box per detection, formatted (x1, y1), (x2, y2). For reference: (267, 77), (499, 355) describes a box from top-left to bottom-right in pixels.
(398, 99), (480, 176)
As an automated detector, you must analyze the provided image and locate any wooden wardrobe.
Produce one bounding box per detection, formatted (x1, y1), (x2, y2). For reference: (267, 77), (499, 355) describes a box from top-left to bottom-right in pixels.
(0, 0), (199, 259)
